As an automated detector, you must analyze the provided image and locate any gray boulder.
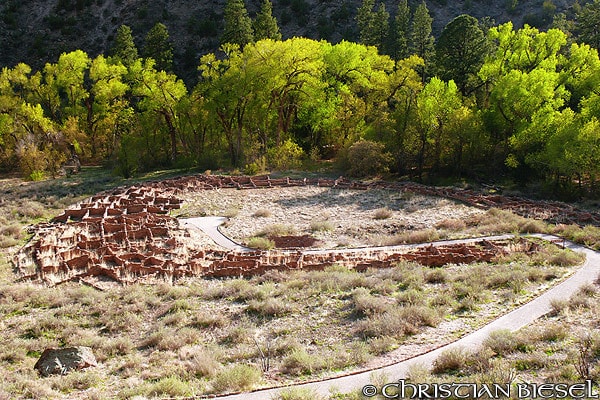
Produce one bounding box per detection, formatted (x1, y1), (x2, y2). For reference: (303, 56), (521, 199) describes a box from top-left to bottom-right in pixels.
(34, 346), (98, 377)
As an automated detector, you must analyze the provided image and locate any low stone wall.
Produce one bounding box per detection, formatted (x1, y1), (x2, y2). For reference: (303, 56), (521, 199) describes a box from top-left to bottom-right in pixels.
(13, 174), (594, 286)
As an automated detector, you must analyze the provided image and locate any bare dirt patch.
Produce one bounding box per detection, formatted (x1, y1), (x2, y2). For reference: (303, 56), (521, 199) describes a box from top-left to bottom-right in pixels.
(179, 186), (484, 249)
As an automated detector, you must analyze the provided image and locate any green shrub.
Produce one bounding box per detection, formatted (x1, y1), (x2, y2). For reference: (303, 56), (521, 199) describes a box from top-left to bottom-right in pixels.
(244, 156), (267, 176)
(246, 298), (292, 317)
(212, 364), (261, 393)
(267, 139), (304, 170)
(310, 220), (334, 232)
(147, 376), (193, 397)
(343, 140), (392, 177)
(281, 348), (322, 375)
(246, 237), (275, 250)
(432, 347), (469, 375)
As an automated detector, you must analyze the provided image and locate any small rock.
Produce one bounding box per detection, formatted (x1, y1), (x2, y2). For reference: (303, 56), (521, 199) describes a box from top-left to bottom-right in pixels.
(34, 346), (98, 377)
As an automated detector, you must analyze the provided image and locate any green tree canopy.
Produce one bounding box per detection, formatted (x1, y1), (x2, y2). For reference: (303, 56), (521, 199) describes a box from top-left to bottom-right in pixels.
(577, 0), (600, 50)
(435, 14), (489, 95)
(253, 0), (281, 41)
(110, 25), (138, 67)
(222, 0), (254, 48)
(391, 0), (410, 60)
(410, 1), (434, 78)
(142, 23), (174, 72)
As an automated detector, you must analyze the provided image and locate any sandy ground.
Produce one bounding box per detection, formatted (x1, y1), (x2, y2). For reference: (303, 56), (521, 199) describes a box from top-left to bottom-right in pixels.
(176, 186), (485, 249)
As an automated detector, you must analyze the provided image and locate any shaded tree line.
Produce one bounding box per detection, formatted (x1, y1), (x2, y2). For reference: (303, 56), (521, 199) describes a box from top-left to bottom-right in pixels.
(1, 15), (600, 197)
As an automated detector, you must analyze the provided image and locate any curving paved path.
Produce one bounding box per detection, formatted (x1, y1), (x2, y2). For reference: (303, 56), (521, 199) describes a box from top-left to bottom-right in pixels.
(182, 217), (252, 252)
(183, 219), (599, 399)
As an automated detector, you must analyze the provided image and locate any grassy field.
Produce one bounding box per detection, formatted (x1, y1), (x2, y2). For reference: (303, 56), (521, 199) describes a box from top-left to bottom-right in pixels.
(0, 168), (596, 399)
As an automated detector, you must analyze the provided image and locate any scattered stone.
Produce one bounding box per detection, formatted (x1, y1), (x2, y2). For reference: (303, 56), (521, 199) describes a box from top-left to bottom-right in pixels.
(34, 346), (98, 377)
(14, 175), (600, 286)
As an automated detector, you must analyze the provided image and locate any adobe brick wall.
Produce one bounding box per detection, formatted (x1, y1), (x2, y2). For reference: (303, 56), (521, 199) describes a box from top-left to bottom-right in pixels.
(13, 175), (596, 286)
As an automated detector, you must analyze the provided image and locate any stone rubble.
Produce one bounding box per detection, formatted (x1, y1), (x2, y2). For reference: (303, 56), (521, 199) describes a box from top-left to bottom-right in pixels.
(13, 175), (598, 285)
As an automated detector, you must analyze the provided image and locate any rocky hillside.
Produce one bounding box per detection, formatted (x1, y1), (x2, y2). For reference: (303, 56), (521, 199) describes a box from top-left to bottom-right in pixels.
(0, 0), (577, 80)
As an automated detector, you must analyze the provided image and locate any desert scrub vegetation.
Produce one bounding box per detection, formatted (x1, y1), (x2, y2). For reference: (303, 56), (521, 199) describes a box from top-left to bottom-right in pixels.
(553, 223), (600, 249)
(425, 279), (600, 392)
(0, 243), (580, 398)
(373, 208), (393, 220)
(252, 208), (272, 218)
(256, 223), (297, 237)
(246, 236), (276, 250)
(0, 169), (593, 398)
(310, 220), (334, 232)
(387, 228), (441, 245)
(465, 208), (550, 235)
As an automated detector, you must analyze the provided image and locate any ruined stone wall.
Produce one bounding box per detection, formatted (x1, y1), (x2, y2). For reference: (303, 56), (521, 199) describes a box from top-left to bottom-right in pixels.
(13, 175), (594, 286)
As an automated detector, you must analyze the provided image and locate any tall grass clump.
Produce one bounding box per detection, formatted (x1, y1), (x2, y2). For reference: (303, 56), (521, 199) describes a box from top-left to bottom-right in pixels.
(373, 208), (393, 220)
(211, 364), (261, 393)
(310, 220), (334, 232)
(246, 237), (275, 250)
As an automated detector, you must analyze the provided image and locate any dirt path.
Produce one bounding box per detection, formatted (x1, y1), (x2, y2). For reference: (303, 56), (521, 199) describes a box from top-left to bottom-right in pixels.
(214, 234), (599, 399)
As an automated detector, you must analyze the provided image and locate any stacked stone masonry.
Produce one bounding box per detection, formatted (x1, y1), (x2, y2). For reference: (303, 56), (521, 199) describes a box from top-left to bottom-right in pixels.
(14, 175), (598, 286)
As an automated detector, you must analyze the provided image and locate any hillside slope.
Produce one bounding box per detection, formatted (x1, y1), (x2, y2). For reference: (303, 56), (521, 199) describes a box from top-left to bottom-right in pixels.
(0, 0), (577, 80)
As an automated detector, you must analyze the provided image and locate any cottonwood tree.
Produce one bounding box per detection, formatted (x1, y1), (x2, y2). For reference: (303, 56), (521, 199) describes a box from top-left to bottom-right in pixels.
(410, 77), (463, 179)
(322, 40), (395, 148)
(86, 55), (131, 160)
(197, 44), (260, 166)
(479, 23), (569, 172)
(130, 58), (187, 164)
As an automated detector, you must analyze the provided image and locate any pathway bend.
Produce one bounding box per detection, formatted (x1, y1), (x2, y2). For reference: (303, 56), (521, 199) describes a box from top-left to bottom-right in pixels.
(192, 231), (599, 399)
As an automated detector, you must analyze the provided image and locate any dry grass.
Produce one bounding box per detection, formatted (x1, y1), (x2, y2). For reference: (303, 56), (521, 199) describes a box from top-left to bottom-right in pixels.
(211, 364), (262, 393)
(257, 224), (297, 237)
(553, 224), (600, 249)
(246, 298), (292, 317)
(252, 208), (272, 218)
(388, 228), (440, 245)
(373, 208), (393, 220)
(275, 387), (327, 400)
(432, 347), (470, 375)
(0, 168), (593, 399)
(435, 218), (467, 231)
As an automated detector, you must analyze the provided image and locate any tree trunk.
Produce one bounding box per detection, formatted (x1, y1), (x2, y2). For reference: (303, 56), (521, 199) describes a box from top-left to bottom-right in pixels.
(160, 110), (178, 162)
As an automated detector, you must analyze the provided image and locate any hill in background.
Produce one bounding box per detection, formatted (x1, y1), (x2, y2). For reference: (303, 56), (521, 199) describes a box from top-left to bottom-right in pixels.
(0, 0), (577, 80)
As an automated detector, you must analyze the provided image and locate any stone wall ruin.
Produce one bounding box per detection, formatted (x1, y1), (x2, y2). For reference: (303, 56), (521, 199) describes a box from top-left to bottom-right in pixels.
(14, 175), (596, 286)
